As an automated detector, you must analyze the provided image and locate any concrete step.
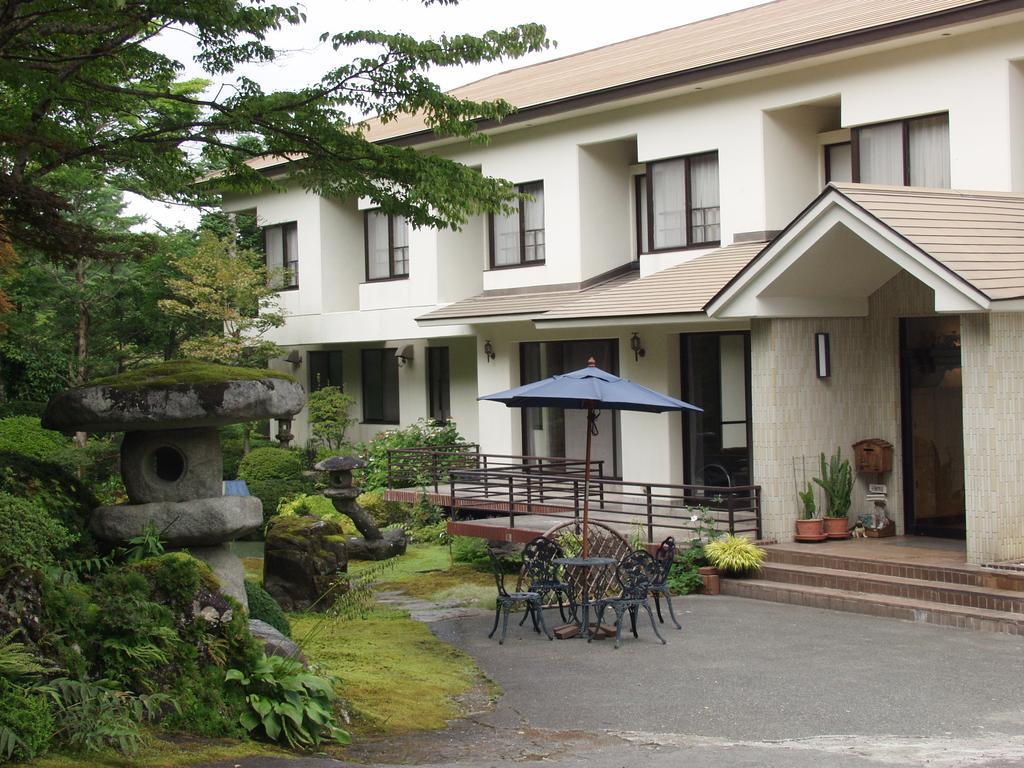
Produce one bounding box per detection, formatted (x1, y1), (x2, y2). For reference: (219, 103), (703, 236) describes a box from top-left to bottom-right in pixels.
(762, 546), (1024, 591)
(721, 578), (1024, 635)
(760, 562), (1024, 614)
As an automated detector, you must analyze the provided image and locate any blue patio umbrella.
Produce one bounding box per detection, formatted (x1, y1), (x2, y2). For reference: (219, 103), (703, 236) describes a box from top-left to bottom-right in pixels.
(479, 358), (702, 558)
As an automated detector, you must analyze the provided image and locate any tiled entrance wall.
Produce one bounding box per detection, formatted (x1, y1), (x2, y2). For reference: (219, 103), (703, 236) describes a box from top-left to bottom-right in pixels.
(751, 272), (933, 545)
(962, 313), (1024, 564)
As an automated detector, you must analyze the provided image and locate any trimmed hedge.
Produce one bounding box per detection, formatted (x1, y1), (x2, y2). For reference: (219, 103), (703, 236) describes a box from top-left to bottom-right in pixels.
(0, 416), (70, 464)
(0, 450), (98, 543)
(237, 447), (310, 524)
(0, 492), (76, 575)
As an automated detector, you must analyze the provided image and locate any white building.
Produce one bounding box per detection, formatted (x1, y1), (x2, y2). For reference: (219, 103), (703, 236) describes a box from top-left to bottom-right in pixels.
(222, 0), (1024, 566)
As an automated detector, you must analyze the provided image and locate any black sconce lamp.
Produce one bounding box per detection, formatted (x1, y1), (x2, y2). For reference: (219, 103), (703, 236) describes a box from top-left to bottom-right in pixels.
(483, 340), (495, 362)
(630, 332), (646, 362)
(815, 332), (831, 378)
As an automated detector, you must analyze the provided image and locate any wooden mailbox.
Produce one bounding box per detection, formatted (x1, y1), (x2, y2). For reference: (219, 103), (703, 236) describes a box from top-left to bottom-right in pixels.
(852, 438), (893, 474)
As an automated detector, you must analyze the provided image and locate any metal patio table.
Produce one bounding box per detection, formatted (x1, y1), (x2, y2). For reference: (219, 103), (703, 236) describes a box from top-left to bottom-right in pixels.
(553, 555), (616, 640)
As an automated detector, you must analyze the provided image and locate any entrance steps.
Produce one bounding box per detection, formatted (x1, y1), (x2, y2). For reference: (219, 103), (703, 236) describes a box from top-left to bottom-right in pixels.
(721, 545), (1024, 634)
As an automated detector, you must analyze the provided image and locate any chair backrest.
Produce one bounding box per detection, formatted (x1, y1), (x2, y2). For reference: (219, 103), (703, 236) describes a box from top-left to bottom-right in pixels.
(615, 550), (660, 600)
(521, 536), (564, 585)
(652, 537), (676, 586)
(488, 550), (511, 598)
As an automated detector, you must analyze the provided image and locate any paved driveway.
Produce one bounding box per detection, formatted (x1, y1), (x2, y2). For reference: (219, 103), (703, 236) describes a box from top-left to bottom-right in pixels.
(214, 595), (1024, 768)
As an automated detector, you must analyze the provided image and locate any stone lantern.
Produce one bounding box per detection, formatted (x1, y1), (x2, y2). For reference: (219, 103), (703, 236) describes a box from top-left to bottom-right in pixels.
(42, 363), (305, 610)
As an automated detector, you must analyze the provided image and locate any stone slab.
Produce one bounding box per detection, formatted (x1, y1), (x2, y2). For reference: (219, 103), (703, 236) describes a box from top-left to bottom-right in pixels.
(91, 495), (263, 546)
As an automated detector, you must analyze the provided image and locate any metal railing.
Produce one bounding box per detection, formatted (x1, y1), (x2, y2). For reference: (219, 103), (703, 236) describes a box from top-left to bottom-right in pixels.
(386, 446), (604, 494)
(449, 467), (761, 542)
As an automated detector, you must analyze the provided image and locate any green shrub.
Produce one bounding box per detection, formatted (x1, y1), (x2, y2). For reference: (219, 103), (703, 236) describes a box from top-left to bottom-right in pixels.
(0, 678), (54, 762)
(407, 519), (449, 545)
(0, 416), (69, 464)
(356, 419), (469, 492)
(0, 401), (45, 419)
(244, 580), (291, 638)
(276, 493), (358, 536)
(0, 450), (98, 542)
(668, 540), (707, 595)
(451, 536), (491, 569)
(220, 422), (273, 480)
(237, 447), (310, 524)
(307, 386), (356, 452)
(703, 535), (766, 575)
(161, 666), (248, 739)
(0, 492), (76, 575)
(127, 553), (218, 615)
(356, 489), (410, 527)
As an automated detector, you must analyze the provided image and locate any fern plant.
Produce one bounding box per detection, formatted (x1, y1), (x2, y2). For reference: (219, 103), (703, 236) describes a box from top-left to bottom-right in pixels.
(813, 448), (853, 519)
(703, 535), (766, 575)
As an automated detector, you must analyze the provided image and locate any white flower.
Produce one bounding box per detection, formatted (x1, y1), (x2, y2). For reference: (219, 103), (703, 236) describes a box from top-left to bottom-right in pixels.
(690, 514), (700, 523)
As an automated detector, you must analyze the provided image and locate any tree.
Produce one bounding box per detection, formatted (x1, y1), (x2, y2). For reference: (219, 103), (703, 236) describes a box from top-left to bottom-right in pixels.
(0, 1), (549, 266)
(159, 229), (283, 367)
(307, 386), (357, 452)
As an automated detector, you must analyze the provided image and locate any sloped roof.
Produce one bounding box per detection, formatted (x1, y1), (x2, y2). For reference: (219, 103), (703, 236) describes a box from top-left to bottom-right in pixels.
(536, 241), (766, 323)
(415, 269), (638, 324)
(367, 0), (1012, 143)
(836, 184), (1024, 300)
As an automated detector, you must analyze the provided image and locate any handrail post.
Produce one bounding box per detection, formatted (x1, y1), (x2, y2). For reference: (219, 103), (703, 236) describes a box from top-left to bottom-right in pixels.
(646, 484), (654, 545)
(387, 450), (393, 489)
(573, 479), (580, 525)
(450, 473), (458, 521)
(432, 450), (440, 494)
(727, 489), (736, 535)
(755, 487), (762, 540)
(508, 476), (515, 529)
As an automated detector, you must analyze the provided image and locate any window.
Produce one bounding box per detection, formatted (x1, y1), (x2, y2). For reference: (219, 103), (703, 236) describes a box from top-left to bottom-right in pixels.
(637, 152), (720, 253)
(427, 347), (451, 422)
(365, 211), (409, 280)
(264, 222), (298, 289)
(825, 142), (853, 184)
(853, 113), (949, 188)
(490, 181), (544, 268)
(361, 348), (399, 423)
(308, 350), (343, 393)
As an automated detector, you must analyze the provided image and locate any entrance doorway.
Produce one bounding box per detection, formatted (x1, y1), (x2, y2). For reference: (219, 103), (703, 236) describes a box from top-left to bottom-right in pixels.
(899, 317), (965, 538)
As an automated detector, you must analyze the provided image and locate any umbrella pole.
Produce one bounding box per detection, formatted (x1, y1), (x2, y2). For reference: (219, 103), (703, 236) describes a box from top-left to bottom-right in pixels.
(582, 406), (594, 560)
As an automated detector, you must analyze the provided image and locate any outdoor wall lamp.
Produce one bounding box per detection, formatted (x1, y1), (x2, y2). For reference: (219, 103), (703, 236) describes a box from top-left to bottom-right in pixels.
(815, 332), (831, 379)
(284, 349), (302, 368)
(395, 344), (414, 367)
(630, 332), (646, 362)
(483, 340), (496, 362)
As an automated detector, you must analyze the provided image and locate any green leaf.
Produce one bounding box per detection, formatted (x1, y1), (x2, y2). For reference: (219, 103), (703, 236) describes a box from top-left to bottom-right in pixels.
(239, 711), (260, 733)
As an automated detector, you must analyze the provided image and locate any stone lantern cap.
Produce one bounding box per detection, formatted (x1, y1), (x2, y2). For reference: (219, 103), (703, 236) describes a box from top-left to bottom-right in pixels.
(41, 360), (305, 433)
(314, 456), (367, 472)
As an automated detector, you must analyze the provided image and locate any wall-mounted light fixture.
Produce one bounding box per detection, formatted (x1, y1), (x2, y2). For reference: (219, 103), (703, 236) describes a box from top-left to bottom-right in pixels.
(483, 340), (496, 363)
(629, 332), (646, 362)
(395, 344), (414, 367)
(284, 349), (302, 368)
(815, 332), (831, 379)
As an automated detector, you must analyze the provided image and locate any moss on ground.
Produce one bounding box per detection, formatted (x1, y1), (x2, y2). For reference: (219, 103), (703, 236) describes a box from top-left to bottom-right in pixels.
(27, 735), (287, 767)
(367, 543), (495, 608)
(87, 360), (294, 390)
(240, 556), (263, 581)
(293, 608), (487, 736)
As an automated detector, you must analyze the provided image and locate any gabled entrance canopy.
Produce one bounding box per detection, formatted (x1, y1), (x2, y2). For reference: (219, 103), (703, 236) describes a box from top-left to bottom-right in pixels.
(706, 184), (1024, 318)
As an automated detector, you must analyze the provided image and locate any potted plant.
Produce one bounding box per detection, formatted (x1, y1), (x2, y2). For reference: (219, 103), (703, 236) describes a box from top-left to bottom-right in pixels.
(703, 534), (766, 576)
(794, 480), (825, 541)
(813, 448), (853, 539)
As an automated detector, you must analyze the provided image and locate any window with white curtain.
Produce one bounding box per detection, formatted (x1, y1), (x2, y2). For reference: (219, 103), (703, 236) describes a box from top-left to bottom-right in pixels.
(638, 152), (720, 253)
(490, 181), (545, 267)
(853, 113), (950, 188)
(365, 210), (409, 280)
(264, 222), (298, 289)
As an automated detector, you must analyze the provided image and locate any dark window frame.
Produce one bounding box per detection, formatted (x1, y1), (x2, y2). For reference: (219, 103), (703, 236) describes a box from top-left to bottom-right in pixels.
(308, 350), (344, 393)
(488, 180), (546, 270)
(426, 346), (451, 423)
(360, 348), (400, 425)
(851, 112), (949, 186)
(364, 210), (409, 282)
(264, 221), (299, 291)
(640, 151), (721, 255)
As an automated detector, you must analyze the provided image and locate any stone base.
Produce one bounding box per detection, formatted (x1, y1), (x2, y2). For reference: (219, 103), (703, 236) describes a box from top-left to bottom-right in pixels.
(248, 619), (305, 664)
(91, 496), (263, 547)
(187, 543), (248, 610)
(345, 527), (408, 561)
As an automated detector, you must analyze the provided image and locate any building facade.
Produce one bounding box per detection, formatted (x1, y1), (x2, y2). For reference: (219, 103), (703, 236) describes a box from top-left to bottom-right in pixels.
(222, 0), (1024, 565)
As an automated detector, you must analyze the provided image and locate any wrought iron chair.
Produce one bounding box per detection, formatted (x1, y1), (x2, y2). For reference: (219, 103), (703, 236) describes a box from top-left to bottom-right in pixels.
(650, 537), (682, 629)
(487, 550), (553, 645)
(518, 536), (577, 625)
(590, 550), (667, 649)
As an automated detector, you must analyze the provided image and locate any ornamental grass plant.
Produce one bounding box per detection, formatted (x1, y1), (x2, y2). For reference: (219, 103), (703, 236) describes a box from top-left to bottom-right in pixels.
(703, 535), (766, 576)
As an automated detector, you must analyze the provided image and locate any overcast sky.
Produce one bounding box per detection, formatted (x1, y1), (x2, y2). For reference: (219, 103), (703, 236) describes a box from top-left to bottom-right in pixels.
(130, 0), (767, 229)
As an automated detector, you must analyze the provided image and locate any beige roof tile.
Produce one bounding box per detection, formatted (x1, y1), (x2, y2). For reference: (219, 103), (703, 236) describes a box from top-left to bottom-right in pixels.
(835, 184), (1024, 300)
(366, 0), (1006, 142)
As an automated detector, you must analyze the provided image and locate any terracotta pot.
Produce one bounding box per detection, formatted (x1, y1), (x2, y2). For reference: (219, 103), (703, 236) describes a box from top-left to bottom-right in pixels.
(701, 574), (721, 595)
(823, 516), (851, 539)
(698, 566), (719, 576)
(794, 517), (825, 539)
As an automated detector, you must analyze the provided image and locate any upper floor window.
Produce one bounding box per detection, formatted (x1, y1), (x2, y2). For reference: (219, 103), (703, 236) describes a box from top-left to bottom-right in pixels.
(264, 222), (298, 290)
(490, 181), (544, 268)
(824, 142), (853, 184)
(365, 210), (409, 281)
(308, 350), (343, 393)
(853, 113), (949, 188)
(638, 152), (720, 253)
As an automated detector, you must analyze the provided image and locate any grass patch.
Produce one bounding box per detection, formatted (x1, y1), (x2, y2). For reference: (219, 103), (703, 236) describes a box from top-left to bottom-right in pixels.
(28, 735), (286, 768)
(87, 360), (293, 390)
(362, 544), (495, 609)
(293, 609), (488, 736)
(240, 556), (263, 581)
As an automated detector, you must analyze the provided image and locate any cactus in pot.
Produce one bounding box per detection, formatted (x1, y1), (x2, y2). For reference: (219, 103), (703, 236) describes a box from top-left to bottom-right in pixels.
(813, 448), (853, 539)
